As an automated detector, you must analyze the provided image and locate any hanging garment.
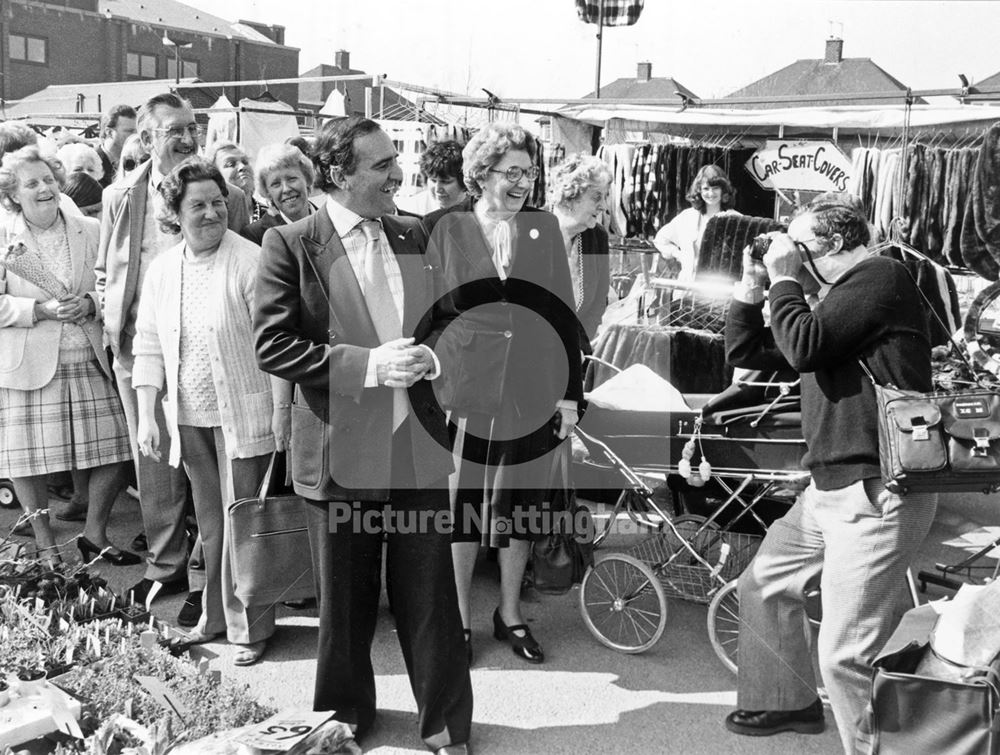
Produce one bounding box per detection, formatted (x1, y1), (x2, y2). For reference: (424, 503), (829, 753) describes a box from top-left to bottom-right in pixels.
(959, 124), (1000, 280)
(942, 149), (973, 267)
(881, 249), (963, 345)
(575, 0), (645, 26)
(697, 214), (785, 280)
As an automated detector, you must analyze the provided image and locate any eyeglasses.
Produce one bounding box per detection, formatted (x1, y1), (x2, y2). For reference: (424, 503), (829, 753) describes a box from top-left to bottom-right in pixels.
(153, 124), (204, 140)
(489, 166), (538, 183)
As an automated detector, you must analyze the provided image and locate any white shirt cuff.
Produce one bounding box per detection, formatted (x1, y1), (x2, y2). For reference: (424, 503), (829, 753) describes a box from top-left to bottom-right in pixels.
(364, 353), (378, 388)
(556, 399), (578, 412)
(420, 345), (441, 381)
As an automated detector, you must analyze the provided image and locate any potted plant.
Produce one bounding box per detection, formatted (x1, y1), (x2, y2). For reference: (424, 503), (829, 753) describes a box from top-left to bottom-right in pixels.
(15, 665), (46, 697)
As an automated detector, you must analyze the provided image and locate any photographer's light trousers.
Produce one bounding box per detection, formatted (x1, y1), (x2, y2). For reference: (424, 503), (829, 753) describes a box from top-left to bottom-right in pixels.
(736, 479), (937, 754)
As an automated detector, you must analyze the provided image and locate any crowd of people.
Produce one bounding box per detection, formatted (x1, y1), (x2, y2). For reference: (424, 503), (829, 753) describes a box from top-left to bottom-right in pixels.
(0, 94), (619, 754)
(0, 92), (935, 755)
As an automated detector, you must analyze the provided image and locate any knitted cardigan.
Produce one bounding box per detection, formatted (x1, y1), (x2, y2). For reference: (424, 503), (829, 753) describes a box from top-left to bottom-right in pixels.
(132, 230), (276, 467)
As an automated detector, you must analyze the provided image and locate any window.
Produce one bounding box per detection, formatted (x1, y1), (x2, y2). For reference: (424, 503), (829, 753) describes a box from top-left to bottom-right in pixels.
(9, 33), (47, 64)
(166, 57), (199, 80)
(126, 52), (157, 79)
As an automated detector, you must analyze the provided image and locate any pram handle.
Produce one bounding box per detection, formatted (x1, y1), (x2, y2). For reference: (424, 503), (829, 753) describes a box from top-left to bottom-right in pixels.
(583, 354), (622, 375)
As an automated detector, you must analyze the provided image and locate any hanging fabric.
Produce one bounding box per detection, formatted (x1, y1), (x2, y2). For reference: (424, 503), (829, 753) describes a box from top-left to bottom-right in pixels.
(575, 0), (645, 26)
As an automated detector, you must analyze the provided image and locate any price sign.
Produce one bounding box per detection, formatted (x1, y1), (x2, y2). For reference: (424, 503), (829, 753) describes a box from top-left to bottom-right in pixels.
(235, 709), (333, 752)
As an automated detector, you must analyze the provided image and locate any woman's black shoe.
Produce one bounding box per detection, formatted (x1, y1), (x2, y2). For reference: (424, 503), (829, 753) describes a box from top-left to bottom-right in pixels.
(77, 535), (141, 566)
(463, 628), (473, 665)
(492, 608), (544, 663)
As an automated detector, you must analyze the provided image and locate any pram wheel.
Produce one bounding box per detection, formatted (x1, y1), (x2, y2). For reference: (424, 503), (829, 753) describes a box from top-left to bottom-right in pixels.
(579, 553), (667, 653)
(0, 480), (17, 509)
(707, 579), (740, 673)
(707, 578), (823, 674)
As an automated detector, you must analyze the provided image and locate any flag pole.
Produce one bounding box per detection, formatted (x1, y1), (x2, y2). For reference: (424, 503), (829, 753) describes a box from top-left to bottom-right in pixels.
(594, 0), (605, 99)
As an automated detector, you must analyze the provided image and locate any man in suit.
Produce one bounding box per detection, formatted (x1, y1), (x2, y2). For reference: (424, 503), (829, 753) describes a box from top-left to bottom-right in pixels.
(95, 92), (250, 613)
(254, 117), (472, 755)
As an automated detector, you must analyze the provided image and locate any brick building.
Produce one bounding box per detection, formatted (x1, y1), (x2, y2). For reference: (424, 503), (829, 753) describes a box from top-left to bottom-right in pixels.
(0, 0), (300, 106)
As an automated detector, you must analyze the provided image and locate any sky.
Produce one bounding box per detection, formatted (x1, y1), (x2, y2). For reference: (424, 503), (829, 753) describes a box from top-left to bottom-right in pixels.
(186, 0), (1000, 101)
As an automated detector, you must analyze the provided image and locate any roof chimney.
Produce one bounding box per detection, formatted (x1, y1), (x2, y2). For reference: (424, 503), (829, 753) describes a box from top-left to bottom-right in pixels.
(824, 37), (843, 64)
(335, 49), (350, 70)
(637, 61), (652, 82)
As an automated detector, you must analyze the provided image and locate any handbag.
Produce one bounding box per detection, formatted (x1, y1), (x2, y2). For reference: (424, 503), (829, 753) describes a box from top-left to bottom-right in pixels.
(531, 445), (596, 595)
(862, 268), (1000, 495)
(867, 604), (1000, 754)
(227, 452), (315, 606)
(863, 361), (1000, 495)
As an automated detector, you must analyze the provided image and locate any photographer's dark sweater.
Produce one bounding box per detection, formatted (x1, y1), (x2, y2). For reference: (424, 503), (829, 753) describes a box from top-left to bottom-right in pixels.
(725, 256), (931, 490)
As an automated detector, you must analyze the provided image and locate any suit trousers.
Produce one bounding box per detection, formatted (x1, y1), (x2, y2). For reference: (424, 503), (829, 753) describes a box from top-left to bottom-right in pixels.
(113, 354), (190, 583)
(177, 426), (275, 644)
(304, 428), (473, 749)
(736, 479), (936, 754)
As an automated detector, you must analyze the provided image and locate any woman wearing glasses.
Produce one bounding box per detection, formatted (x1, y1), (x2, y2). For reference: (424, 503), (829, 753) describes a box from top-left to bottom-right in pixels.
(423, 122), (583, 666)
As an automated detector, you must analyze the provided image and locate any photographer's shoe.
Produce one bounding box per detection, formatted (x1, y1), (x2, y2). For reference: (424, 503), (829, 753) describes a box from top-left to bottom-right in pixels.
(725, 698), (824, 736)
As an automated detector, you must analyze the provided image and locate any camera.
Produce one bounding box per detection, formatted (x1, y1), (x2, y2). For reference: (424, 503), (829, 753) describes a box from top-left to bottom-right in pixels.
(749, 234), (772, 261)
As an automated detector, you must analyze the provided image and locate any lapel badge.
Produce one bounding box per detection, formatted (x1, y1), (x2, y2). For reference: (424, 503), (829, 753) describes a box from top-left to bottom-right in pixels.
(529, 228), (540, 240)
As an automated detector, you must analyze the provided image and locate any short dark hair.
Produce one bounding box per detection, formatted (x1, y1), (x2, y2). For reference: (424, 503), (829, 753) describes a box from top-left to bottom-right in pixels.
(138, 92), (191, 132)
(419, 140), (465, 189)
(285, 135), (312, 157)
(103, 104), (137, 132)
(157, 157), (228, 235)
(687, 164), (736, 212)
(312, 116), (382, 192)
(798, 192), (871, 251)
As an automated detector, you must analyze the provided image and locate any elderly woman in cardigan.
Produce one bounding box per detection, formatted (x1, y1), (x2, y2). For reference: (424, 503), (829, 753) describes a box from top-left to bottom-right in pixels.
(549, 154), (613, 351)
(0, 146), (133, 566)
(133, 157), (291, 666)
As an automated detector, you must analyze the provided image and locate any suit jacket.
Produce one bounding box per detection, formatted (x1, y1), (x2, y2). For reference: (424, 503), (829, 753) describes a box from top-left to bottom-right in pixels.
(95, 160), (251, 355)
(253, 204), (454, 502)
(240, 212), (284, 246)
(0, 213), (110, 390)
(576, 224), (611, 350)
(422, 198), (584, 418)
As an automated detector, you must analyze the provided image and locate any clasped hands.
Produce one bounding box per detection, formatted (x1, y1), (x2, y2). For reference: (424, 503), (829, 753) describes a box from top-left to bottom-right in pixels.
(35, 294), (93, 324)
(373, 337), (436, 388)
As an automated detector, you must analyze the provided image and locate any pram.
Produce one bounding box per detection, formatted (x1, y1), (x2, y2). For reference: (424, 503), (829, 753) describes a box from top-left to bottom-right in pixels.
(573, 360), (809, 657)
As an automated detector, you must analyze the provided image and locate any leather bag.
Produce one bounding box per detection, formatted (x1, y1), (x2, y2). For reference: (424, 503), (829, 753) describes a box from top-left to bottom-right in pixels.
(227, 452), (315, 606)
(862, 363), (1000, 495)
(531, 445), (596, 595)
(867, 604), (1000, 754)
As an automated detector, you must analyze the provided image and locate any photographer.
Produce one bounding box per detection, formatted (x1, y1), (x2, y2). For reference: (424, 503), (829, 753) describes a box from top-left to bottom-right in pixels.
(722, 193), (937, 753)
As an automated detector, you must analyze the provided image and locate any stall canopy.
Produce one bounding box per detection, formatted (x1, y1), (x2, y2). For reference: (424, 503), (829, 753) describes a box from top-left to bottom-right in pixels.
(556, 102), (1000, 138)
(204, 94), (301, 159)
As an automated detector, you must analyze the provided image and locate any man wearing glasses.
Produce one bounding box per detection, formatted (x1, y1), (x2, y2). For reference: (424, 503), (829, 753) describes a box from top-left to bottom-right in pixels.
(722, 193), (937, 753)
(95, 93), (250, 617)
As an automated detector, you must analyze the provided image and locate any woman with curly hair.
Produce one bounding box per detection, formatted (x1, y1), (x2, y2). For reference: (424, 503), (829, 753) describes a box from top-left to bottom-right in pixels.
(0, 146), (133, 566)
(652, 163), (740, 281)
(133, 157), (291, 665)
(549, 154), (613, 350)
(423, 122), (583, 666)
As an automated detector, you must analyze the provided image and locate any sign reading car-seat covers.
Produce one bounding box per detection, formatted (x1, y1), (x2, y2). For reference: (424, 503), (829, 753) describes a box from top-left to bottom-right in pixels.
(745, 140), (853, 192)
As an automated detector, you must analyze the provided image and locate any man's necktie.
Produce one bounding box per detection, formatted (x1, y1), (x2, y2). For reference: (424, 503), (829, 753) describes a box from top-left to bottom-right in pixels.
(360, 220), (408, 431)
